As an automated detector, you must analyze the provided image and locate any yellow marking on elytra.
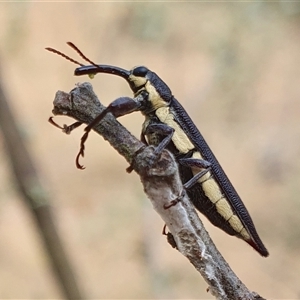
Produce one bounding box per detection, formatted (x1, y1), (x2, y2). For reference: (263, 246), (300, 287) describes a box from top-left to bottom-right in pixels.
(152, 103), (251, 240)
(240, 228), (251, 240)
(191, 151), (203, 159)
(228, 215), (244, 233)
(155, 107), (194, 154)
(216, 198), (233, 221)
(202, 178), (224, 203)
(145, 81), (169, 110)
(191, 152), (211, 182)
(191, 152), (249, 238)
(191, 152), (222, 201)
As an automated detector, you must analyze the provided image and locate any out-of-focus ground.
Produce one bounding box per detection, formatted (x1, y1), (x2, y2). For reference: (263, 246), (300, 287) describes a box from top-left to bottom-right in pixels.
(0, 2), (300, 299)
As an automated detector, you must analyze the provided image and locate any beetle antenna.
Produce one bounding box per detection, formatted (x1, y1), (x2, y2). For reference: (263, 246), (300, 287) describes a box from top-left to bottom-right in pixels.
(45, 47), (84, 67)
(66, 42), (99, 69)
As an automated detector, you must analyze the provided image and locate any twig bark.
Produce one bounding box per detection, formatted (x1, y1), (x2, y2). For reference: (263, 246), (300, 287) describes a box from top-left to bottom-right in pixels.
(52, 82), (266, 300)
(0, 75), (84, 299)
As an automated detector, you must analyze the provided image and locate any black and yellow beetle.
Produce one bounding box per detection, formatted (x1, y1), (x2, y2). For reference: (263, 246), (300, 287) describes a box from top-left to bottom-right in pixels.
(47, 43), (269, 257)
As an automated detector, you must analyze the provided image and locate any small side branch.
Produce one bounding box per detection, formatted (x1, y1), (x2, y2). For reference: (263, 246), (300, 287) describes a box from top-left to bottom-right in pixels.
(52, 82), (266, 300)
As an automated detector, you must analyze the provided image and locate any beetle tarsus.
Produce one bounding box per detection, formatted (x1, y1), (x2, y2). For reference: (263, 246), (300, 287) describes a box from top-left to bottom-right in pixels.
(164, 199), (180, 209)
(49, 117), (82, 135)
(162, 225), (177, 249)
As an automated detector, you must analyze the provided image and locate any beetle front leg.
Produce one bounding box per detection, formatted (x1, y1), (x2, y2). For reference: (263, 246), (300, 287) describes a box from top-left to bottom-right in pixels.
(77, 96), (141, 169)
(48, 117), (82, 134)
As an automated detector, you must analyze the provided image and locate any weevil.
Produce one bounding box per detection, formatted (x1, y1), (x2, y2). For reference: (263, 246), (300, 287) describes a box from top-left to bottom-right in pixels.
(46, 43), (269, 257)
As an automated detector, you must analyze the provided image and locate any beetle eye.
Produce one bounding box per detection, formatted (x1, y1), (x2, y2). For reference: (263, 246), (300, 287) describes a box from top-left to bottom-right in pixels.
(132, 66), (148, 77)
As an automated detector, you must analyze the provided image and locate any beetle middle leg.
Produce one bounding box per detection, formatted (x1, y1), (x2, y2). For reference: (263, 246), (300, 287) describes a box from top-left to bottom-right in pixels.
(127, 123), (174, 171)
(143, 124), (212, 187)
(143, 123), (175, 155)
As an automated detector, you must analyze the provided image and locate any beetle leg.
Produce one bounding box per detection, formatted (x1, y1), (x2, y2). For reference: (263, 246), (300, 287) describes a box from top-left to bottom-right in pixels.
(179, 157), (211, 169)
(77, 96), (141, 169)
(178, 157), (212, 190)
(162, 225), (177, 249)
(48, 117), (82, 134)
(140, 132), (148, 145)
(144, 123), (212, 190)
(183, 168), (211, 190)
(144, 123), (175, 155)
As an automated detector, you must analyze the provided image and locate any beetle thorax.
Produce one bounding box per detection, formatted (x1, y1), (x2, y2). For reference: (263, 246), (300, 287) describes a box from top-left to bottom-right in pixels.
(144, 81), (169, 111)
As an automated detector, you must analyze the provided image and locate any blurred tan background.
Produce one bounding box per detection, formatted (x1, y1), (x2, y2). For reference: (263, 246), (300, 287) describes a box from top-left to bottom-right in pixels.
(0, 2), (299, 299)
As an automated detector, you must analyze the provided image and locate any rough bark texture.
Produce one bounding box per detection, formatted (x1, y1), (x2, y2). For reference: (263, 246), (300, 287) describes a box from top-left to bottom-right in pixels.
(51, 82), (266, 300)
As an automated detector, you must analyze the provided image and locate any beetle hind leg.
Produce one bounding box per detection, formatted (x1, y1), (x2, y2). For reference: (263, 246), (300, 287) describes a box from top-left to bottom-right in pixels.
(178, 157), (211, 189)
